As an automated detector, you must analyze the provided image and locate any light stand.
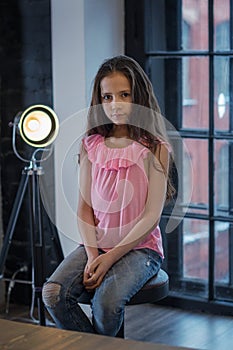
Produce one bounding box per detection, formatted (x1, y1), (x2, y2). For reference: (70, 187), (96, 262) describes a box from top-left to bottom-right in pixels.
(0, 105), (62, 326)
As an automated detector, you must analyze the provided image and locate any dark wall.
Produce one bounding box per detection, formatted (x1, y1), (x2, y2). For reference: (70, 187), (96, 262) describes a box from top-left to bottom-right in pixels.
(125, 0), (146, 69)
(0, 0), (63, 304)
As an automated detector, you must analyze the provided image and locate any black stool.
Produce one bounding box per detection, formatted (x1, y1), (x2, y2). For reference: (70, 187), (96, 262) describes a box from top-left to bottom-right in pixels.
(79, 269), (169, 338)
(117, 268), (169, 337)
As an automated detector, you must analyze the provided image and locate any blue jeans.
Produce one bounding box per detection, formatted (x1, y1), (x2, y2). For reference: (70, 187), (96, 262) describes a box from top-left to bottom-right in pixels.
(42, 245), (162, 336)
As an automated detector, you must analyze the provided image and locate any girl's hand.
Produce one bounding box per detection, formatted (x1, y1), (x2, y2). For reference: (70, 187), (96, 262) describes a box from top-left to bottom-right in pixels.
(83, 254), (98, 290)
(83, 253), (114, 291)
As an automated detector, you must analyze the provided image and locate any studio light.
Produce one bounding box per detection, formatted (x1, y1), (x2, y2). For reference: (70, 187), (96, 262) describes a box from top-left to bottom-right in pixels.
(0, 104), (63, 326)
(18, 104), (59, 148)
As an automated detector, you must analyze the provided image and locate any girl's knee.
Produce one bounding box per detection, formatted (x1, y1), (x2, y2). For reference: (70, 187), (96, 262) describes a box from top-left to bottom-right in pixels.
(93, 293), (123, 316)
(42, 282), (61, 309)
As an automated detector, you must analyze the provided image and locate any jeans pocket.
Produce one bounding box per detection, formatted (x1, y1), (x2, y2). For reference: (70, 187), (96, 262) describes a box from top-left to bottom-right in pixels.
(145, 248), (163, 273)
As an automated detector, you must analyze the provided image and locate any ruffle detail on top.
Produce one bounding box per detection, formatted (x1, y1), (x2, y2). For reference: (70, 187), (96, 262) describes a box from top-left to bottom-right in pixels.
(83, 134), (150, 170)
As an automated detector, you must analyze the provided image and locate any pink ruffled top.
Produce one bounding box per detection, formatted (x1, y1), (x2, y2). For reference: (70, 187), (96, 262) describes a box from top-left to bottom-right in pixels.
(82, 134), (164, 258)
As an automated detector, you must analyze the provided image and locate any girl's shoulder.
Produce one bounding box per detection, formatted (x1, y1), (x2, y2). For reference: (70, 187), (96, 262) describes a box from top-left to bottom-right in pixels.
(139, 137), (172, 154)
(82, 134), (104, 152)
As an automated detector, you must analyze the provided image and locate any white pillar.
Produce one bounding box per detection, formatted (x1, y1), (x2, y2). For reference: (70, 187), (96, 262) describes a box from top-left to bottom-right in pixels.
(51, 0), (124, 256)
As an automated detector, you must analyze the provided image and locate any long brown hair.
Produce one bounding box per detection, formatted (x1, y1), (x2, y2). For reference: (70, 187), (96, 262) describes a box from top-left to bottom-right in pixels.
(85, 55), (175, 201)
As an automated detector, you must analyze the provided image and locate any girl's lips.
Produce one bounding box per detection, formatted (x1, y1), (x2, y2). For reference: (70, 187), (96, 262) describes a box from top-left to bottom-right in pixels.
(112, 114), (125, 118)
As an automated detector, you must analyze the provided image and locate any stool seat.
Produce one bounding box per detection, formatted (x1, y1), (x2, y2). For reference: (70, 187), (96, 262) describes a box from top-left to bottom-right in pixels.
(116, 268), (169, 337)
(79, 268), (169, 338)
(127, 268), (169, 305)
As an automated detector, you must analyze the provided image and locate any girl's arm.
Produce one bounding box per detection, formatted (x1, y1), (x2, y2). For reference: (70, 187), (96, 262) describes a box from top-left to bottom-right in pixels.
(77, 146), (99, 261)
(85, 144), (169, 290)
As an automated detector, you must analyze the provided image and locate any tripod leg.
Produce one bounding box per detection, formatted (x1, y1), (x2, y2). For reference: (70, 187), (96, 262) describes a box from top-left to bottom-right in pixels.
(0, 171), (30, 278)
(28, 170), (46, 326)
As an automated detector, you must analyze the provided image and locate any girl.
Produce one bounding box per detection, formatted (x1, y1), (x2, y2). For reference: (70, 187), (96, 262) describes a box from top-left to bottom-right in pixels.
(42, 55), (174, 337)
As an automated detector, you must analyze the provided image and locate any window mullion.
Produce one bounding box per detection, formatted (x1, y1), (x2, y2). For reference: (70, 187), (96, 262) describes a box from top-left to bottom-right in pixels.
(230, 224), (233, 285)
(231, 0), (233, 50)
(208, 0), (215, 302)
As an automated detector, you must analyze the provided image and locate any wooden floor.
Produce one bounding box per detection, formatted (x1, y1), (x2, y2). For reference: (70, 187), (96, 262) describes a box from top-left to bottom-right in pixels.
(1, 302), (233, 350)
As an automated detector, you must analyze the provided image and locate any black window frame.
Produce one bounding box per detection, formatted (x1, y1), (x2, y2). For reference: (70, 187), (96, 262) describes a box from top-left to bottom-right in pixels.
(125, 0), (233, 316)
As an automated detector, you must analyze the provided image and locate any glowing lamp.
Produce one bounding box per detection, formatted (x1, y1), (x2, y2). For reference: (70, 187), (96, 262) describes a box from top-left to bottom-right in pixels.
(18, 105), (59, 147)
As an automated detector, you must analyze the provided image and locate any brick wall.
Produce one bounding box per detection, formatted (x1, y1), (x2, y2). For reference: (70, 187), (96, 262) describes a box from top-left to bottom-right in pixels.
(0, 0), (63, 305)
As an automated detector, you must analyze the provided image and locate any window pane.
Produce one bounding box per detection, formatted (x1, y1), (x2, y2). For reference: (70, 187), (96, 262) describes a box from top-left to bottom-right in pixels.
(183, 218), (209, 281)
(183, 139), (209, 215)
(214, 140), (230, 216)
(182, 0), (208, 50)
(214, 0), (230, 51)
(214, 57), (230, 131)
(215, 221), (229, 285)
(182, 57), (209, 129)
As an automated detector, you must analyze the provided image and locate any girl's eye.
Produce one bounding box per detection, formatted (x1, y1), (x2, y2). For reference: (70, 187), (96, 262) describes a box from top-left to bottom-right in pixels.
(102, 95), (112, 101)
(122, 92), (131, 98)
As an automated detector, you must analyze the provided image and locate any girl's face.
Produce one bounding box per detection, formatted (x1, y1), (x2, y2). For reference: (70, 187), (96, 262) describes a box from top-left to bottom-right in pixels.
(100, 71), (132, 125)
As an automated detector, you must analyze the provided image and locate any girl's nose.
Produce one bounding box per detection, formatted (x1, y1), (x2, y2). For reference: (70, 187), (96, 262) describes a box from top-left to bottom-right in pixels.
(111, 96), (121, 109)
